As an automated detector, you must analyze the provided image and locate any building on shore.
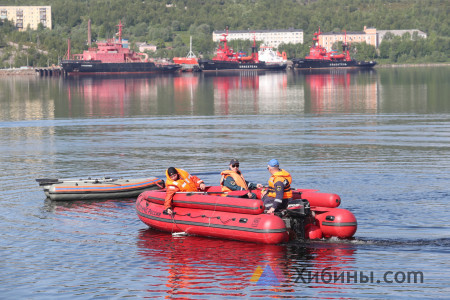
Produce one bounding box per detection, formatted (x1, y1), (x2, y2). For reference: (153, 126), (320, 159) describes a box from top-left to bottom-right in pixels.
(212, 28), (303, 48)
(138, 43), (157, 52)
(319, 26), (427, 51)
(0, 6), (51, 31)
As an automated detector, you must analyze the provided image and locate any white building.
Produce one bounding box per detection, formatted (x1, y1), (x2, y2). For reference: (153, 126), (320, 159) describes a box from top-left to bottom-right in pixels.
(138, 43), (157, 52)
(213, 28), (303, 48)
(0, 6), (51, 31)
(320, 26), (427, 51)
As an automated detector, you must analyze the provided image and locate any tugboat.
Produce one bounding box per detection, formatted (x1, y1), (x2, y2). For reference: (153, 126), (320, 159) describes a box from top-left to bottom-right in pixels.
(61, 21), (181, 75)
(173, 36), (201, 72)
(292, 28), (376, 69)
(198, 29), (287, 71)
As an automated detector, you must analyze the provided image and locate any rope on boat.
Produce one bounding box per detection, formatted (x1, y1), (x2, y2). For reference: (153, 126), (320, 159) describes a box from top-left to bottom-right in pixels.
(169, 212), (185, 235)
(167, 195), (240, 234)
(172, 212), (236, 224)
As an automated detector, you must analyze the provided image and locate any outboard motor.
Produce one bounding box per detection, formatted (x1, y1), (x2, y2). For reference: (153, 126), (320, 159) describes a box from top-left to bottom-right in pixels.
(279, 199), (313, 240)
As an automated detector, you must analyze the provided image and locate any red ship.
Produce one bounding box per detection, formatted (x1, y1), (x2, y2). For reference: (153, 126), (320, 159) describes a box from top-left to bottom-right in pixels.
(198, 29), (287, 71)
(292, 28), (376, 69)
(61, 21), (181, 75)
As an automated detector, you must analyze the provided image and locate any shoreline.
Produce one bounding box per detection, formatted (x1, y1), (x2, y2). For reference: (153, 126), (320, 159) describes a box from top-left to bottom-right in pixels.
(374, 63), (450, 68)
(0, 62), (448, 76)
(0, 68), (37, 76)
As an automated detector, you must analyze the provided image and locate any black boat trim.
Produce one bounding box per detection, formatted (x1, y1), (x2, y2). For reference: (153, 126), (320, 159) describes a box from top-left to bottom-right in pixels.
(321, 221), (357, 227)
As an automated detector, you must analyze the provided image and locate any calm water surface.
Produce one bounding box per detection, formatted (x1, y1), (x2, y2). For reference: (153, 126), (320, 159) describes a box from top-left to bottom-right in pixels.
(1, 67), (449, 299)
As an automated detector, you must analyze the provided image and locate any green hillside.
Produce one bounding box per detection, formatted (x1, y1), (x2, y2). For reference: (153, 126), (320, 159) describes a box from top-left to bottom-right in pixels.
(0, 0), (448, 67)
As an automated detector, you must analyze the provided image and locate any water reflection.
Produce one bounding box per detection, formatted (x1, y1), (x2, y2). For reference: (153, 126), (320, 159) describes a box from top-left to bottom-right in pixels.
(0, 67), (449, 120)
(297, 69), (379, 114)
(64, 75), (173, 117)
(202, 71), (298, 114)
(137, 229), (356, 297)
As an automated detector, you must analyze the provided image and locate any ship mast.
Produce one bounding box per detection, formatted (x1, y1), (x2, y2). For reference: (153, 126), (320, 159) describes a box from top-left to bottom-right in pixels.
(87, 19), (92, 47)
(251, 34), (259, 62)
(186, 36), (196, 59)
(116, 20), (123, 43)
(66, 38), (71, 60)
(343, 29), (351, 61)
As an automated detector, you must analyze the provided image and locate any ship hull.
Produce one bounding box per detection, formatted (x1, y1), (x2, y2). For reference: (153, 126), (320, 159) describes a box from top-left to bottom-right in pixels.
(199, 60), (287, 71)
(292, 59), (376, 69)
(61, 60), (181, 75)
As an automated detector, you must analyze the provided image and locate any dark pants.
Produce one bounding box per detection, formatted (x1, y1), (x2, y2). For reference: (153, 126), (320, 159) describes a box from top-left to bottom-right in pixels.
(262, 195), (290, 211)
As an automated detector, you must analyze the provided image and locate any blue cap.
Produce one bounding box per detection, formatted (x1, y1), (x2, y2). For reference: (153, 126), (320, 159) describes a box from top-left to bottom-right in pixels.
(268, 159), (279, 167)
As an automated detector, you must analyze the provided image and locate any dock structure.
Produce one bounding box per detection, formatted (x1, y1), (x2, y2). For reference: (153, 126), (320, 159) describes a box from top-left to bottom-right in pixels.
(35, 67), (63, 77)
(0, 66), (63, 76)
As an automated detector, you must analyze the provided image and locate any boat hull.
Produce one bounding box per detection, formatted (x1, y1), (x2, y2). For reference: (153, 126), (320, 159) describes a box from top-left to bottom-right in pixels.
(41, 177), (164, 201)
(60, 60), (181, 75)
(292, 58), (376, 69)
(199, 60), (287, 71)
(135, 186), (357, 243)
(136, 197), (290, 244)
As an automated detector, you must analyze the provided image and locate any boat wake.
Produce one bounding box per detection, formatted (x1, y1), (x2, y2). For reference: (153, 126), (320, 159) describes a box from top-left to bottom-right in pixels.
(307, 236), (450, 249)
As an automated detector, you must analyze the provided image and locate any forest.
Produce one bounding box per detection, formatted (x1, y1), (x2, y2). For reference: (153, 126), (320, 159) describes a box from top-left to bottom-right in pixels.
(0, 0), (448, 67)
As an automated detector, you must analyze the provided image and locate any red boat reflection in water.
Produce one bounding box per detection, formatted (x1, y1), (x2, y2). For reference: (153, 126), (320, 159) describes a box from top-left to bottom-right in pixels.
(48, 199), (356, 296)
(173, 74), (199, 114)
(66, 77), (163, 117)
(137, 228), (356, 297)
(208, 72), (291, 114)
(65, 75), (201, 117)
(213, 73), (260, 114)
(304, 69), (378, 113)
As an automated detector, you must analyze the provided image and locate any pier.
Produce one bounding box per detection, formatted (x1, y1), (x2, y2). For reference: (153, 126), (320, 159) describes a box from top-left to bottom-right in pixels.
(0, 67), (64, 77)
(35, 66), (64, 77)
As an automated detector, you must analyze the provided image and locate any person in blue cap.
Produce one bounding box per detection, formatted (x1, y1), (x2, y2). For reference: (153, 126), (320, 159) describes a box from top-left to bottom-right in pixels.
(262, 159), (293, 214)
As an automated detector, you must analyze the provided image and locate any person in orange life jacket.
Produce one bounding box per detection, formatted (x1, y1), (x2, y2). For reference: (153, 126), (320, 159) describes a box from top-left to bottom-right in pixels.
(261, 159), (293, 214)
(164, 167), (206, 215)
(220, 159), (263, 199)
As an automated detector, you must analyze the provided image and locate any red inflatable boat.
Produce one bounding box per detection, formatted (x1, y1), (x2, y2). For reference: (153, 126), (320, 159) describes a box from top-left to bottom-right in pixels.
(136, 187), (357, 244)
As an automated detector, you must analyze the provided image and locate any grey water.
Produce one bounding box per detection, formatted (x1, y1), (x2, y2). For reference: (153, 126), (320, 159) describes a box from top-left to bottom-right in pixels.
(0, 66), (449, 299)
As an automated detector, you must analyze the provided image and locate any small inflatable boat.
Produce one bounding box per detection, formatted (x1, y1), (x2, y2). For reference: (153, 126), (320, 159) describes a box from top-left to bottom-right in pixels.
(136, 187), (357, 244)
(37, 177), (164, 201)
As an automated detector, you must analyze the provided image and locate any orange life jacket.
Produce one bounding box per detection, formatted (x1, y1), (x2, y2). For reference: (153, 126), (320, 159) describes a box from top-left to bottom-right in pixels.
(220, 170), (248, 192)
(267, 169), (292, 199)
(165, 168), (198, 192)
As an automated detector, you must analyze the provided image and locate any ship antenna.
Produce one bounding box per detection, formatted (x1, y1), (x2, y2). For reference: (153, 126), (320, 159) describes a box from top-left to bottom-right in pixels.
(252, 33), (259, 62)
(66, 38), (71, 60)
(187, 36), (196, 58)
(116, 20), (123, 43)
(343, 29), (350, 60)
